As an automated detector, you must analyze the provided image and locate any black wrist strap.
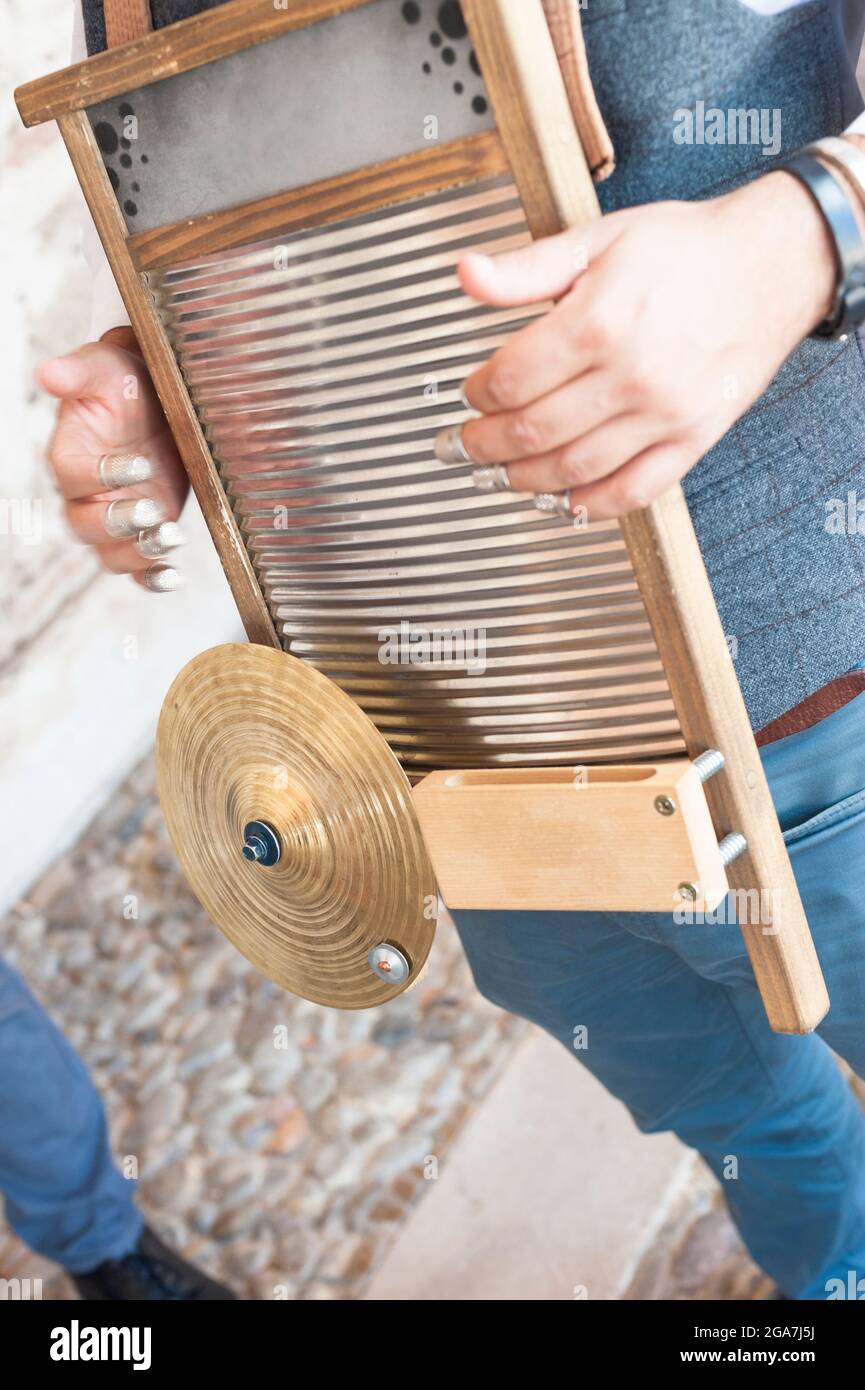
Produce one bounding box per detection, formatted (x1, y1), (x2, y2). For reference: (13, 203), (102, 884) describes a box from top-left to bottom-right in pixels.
(779, 152), (865, 339)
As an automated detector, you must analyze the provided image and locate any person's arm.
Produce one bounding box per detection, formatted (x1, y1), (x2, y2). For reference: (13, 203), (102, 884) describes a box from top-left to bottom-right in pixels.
(440, 154), (854, 520)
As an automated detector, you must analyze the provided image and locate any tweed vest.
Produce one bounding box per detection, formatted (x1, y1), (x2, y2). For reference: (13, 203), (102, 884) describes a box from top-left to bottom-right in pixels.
(82, 0), (865, 731)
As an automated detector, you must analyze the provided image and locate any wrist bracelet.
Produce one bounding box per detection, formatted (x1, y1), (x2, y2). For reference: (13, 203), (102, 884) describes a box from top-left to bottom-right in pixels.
(778, 152), (865, 338)
(806, 136), (865, 218)
(814, 138), (865, 333)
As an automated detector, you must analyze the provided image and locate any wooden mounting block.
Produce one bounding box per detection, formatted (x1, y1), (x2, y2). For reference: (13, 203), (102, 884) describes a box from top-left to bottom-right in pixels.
(413, 762), (729, 914)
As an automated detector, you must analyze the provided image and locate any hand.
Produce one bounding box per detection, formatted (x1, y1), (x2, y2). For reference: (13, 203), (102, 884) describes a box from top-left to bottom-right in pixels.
(38, 328), (190, 589)
(437, 172), (837, 520)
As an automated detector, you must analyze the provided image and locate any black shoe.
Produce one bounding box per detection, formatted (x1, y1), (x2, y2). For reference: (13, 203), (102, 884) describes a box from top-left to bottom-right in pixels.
(71, 1226), (237, 1301)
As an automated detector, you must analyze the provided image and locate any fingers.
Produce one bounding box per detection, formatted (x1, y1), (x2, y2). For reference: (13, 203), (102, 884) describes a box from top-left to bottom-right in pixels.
(457, 219), (621, 307)
(434, 385), (690, 522)
(456, 222), (625, 415)
(460, 295), (593, 417)
(65, 496), (166, 545)
(57, 445), (189, 585)
(49, 443), (155, 502)
(440, 392), (688, 520)
(92, 527), (187, 591)
(48, 418), (189, 522)
(503, 415), (667, 497)
(95, 522), (187, 576)
(458, 234), (585, 307)
(565, 442), (691, 522)
(132, 563), (185, 594)
(39, 337), (192, 592)
(457, 370), (618, 468)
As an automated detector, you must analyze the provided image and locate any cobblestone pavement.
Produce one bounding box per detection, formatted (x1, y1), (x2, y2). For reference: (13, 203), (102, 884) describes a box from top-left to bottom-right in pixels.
(0, 755), (525, 1300)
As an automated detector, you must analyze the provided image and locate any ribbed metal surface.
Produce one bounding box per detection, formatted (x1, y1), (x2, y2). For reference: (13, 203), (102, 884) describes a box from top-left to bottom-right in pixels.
(152, 176), (684, 771)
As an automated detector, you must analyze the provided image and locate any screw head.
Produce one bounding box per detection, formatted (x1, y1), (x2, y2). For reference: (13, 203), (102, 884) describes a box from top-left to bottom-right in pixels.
(677, 882), (699, 903)
(654, 795), (676, 817)
(368, 943), (410, 985)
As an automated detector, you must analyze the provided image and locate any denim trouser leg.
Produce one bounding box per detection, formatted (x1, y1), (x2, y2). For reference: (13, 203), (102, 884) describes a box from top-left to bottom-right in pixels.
(0, 959), (142, 1272)
(451, 694), (865, 1301)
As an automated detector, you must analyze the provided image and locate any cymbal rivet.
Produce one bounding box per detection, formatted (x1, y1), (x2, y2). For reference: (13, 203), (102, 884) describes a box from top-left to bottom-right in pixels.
(368, 944), (410, 984)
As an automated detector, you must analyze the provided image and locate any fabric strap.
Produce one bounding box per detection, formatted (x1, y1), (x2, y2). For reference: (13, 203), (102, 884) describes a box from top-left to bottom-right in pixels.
(102, 0), (153, 47)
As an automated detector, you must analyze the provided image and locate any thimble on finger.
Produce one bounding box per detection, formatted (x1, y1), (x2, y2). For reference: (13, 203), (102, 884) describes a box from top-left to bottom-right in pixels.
(473, 465), (513, 493)
(136, 520), (186, 559)
(534, 491), (574, 518)
(98, 453), (153, 490)
(434, 424), (474, 465)
(144, 562), (184, 593)
(105, 497), (165, 539)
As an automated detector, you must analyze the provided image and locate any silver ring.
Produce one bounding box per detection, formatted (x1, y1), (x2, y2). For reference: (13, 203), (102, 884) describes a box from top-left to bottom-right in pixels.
(534, 492), (573, 518)
(434, 424), (474, 466)
(473, 465), (513, 493)
(98, 453), (153, 490)
(105, 497), (165, 539)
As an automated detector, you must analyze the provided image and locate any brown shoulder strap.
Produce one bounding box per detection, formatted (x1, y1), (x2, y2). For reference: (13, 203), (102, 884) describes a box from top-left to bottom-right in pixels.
(541, 0), (615, 182)
(102, 0), (153, 48)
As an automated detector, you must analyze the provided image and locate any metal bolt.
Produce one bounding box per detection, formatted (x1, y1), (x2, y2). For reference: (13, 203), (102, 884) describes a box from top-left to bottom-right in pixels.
(692, 749), (725, 783)
(718, 832), (747, 867)
(654, 795), (676, 817)
(368, 943), (410, 985)
(241, 820), (281, 867)
(677, 882), (699, 903)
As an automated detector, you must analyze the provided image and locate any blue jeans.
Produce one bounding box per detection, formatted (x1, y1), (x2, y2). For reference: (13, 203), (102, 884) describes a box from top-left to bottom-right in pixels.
(0, 961), (141, 1272)
(452, 691), (865, 1300)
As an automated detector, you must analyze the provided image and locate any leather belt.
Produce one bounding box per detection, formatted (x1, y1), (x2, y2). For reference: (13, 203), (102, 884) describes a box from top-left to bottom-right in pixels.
(755, 671), (865, 747)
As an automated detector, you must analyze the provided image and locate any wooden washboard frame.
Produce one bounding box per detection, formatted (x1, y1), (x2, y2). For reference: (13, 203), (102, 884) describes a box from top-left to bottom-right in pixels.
(15, 0), (828, 1033)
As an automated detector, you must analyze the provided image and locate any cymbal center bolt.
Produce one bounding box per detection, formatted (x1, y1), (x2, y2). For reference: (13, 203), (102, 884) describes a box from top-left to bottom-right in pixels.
(241, 820), (282, 868)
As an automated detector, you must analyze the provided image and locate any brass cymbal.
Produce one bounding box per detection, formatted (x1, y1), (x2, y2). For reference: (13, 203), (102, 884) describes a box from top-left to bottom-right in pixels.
(155, 643), (437, 1008)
